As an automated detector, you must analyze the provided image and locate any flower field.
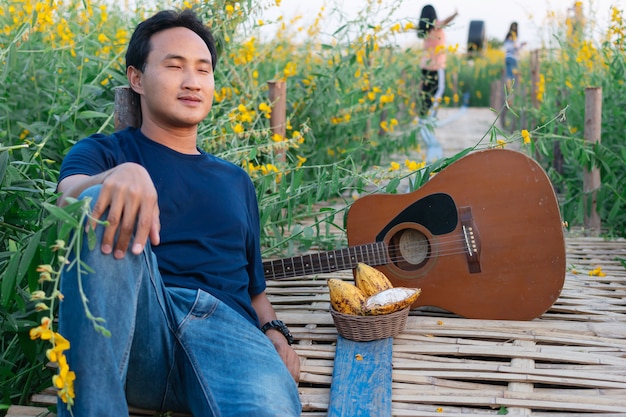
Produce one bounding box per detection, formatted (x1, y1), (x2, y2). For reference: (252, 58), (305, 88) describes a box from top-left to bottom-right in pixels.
(0, 0), (624, 412)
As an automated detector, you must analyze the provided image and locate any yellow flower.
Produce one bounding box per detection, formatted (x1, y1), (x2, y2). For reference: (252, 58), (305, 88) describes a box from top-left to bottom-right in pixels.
(589, 266), (606, 277)
(521, 129), (531, 144)
(51, 241), (66, 251)
(261, 164), (279, 175)
(30, 317), (53, 340)
(405, 160), (424, 171)
(36, 264), (53, 273)
(496, 139), (507, 148)
(379, 93), (395, 105)
(535, 74), (545, 103)
(283, 61), (297, 78)
(292, 131), (304, 143)
(233, 124), (244, 134)
(38, 271), (52, 283)
(35, 303), (49, 311)
(53, 353), (76, 405)
(30, 290), (47, 301)
(259, 102), (272, 119)
(389, 161), (400, 171)
(46, 333), (70, 363)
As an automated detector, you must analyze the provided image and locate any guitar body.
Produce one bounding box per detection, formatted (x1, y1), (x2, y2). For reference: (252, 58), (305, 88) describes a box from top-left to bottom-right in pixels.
(346, 149), (565, 320)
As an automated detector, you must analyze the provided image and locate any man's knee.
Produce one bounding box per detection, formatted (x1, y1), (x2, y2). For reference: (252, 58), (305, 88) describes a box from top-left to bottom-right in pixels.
(77, 184), (103, 211)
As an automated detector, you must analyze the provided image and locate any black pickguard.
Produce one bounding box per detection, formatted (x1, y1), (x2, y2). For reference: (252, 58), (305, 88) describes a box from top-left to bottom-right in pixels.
(375, 193), (458, 241)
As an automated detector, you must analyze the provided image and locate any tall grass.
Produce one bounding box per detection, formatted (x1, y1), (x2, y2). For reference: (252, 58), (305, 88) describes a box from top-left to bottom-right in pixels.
(521, 4), (626, 237)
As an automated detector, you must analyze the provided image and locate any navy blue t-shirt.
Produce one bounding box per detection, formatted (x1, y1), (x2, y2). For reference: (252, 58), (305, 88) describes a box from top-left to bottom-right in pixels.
(58, 127), (266, 326)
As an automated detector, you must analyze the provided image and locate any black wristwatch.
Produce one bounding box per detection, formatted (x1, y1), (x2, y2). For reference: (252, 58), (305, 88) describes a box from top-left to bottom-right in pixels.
(261, 319), (294, 345)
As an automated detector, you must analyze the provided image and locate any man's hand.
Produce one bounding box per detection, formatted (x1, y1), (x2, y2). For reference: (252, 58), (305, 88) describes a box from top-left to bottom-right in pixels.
(251, 292), (301, 382)
(58, 162), (160, 258)
(93, 163), (160, 258)
(265, 330), (301, 383)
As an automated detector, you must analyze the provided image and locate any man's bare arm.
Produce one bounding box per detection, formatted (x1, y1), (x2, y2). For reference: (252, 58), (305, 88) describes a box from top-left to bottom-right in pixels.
(439, 10), (458, 27)
(57, 162), (160, 258)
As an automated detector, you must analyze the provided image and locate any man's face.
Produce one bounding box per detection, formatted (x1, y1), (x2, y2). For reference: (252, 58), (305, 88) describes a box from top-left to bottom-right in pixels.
(135, 26), (214, 129)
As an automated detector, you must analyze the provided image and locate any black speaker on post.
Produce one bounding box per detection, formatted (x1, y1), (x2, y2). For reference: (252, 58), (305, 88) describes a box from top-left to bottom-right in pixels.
(467, 20), (485, 53)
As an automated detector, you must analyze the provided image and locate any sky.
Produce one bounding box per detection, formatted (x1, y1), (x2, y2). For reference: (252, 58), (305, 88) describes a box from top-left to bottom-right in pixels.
(258, 0), (621, 51)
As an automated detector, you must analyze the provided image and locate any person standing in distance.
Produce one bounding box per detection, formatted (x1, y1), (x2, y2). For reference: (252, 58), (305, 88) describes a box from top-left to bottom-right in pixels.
(55, 9), (301, 417)
(417, 4), (458, 162)
(503, 22), (526, 90)
(417, 4), (458, 118)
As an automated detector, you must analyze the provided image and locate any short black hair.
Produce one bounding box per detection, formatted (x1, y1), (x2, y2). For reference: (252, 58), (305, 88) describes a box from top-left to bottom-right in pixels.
(125, 9), (218, 72)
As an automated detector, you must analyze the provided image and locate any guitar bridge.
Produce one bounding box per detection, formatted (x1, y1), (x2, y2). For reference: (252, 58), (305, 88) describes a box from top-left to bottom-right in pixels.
(459, 206), (481, 273)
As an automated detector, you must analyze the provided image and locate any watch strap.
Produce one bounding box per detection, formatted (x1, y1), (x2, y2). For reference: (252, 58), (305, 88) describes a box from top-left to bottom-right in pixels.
(261, 319), (294, 345)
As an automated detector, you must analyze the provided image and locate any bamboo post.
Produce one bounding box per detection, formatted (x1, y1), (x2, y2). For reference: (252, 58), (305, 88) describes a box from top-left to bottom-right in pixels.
(451, 72), (458, 102)
(378, 109), (388, 137)
(583, 87), (602, 236)
(530, 50), (540, 110)
(268, 80), (287, 163)
(114, 86), (141, 131)
(491, 70), (505, 128)
(489, 78), (502, 110)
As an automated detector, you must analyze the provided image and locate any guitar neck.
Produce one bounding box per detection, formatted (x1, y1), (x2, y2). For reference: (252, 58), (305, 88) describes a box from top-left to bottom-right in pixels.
(263, 242), (389, 280)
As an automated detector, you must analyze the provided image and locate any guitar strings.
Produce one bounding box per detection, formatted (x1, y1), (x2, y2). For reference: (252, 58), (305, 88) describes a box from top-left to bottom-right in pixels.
(265, 233), (477, 278)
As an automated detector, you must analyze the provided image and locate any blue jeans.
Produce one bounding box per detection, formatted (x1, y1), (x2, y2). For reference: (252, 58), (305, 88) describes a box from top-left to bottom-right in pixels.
(505, 56), (517, 81)
(58, 185), (301, 417)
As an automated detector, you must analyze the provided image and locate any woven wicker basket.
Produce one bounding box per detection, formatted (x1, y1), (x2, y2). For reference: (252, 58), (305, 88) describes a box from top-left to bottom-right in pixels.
(330, 307), (410, 342)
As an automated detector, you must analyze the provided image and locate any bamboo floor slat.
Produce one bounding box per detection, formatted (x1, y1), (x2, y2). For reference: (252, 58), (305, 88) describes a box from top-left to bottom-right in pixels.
(9, 238), (626, 416)
(267, 237), (626, 415)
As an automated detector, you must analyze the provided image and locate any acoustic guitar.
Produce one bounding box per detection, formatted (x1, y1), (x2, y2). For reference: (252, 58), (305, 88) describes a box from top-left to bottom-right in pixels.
(263, 148), (566, 320)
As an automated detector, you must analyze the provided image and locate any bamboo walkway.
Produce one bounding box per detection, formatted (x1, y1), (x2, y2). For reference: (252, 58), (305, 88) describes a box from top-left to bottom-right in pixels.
(8, 237), (626, 417)
(271, 236), (626, 416)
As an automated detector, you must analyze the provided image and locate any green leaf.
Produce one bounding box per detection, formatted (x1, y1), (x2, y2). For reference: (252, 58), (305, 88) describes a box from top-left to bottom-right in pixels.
(87, 224), (97, 250)
(76, 110), (109, 120)
(42, 202), (80, 226)
(0, 151), (8, 187)
(17, 229), (43, 284)
(0, 252), (20, 307)
(385, 177), (400, 193)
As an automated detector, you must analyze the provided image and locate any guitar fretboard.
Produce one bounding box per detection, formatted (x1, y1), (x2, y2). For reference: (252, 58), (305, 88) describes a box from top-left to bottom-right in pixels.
(263, 242), (389, 280)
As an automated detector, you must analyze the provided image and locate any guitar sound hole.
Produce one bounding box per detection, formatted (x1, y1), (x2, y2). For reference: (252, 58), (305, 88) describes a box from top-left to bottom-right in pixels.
(389, 229), (430, 270)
